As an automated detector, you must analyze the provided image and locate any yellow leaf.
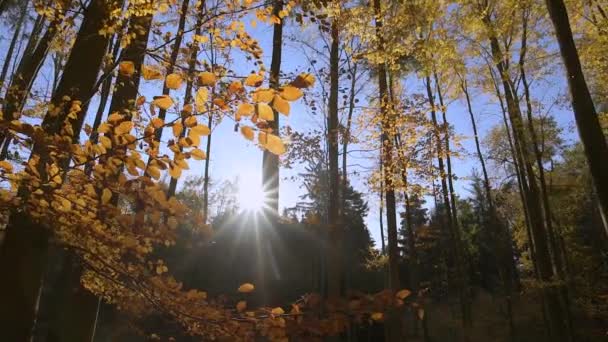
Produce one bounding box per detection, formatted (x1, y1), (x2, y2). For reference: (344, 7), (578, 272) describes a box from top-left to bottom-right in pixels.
(195, 88), (208, 111)
(280, 86), (303, 101)
(292, 73), (315, 88)
(244, 73), (263, 87)
(252, 88), (274, 103)
(107, 113), (124, 122)
(417, 308), (425, 320)
(257, 103), (274, 121)
(236, 301), (247, 312)
(236, 103), (254, 116)
(191, 148), (206, 160)
(240, 126), (254, 141)
(101, 188), (112, 204)
(184, 116), (198, 127)
(198, 72), (217, 86)
(191, 124), (210, 136)
(115, 121), (133, 135)
(0, 160), (13, 172)
(187, 130), (200, 146)
(119, 61), (135, 76)
(169, 163), (182, 179)
(148, 165), (161, 179)
(258, 131), (267, 145)
(271, 307), (285, 315)
(151, 117), (164, 129)
(99, 135), (112, 149)
(238, 283), (255, 293)
(371, 312), (383, 321)
(272, 95), (290, 115)
(158, 3), (169, 13)
(167, 216), (178, 229)
(228, 81), (243, 93)
(172, 122), (183, 138)
(60, 198), (72, 211)
(153, 95), (173, 110)
(165, 73), (183, 89)
(98, 122), (111, 134)
(142, 65), (163, 80)
(265, 134), (285, 155)
(396, 289), (411, 300)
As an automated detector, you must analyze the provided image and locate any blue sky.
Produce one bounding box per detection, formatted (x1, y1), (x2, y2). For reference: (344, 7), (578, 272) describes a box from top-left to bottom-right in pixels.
(0, 3), (582, 248)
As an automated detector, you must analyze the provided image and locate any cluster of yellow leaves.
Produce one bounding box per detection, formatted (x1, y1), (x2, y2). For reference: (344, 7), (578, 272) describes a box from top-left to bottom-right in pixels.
(235, 72), (314, 156)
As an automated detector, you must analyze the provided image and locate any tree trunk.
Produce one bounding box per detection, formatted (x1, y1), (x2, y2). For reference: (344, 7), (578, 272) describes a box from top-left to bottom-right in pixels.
(461, 76), (516, 338)
(262, 0), (283, 217)
(0, 0), (28, 94)
(168, 0), (205, 198)
(0, 1), (114, 340)
(372, 1), (402, 340)
(327, 19), (342, 299)
(483, 12), (570, 340)
(519, 11), (574, 336)
(426, 74), (471, 340)
(151, 0), (189, 144)
(545, 0), (608, 239)
(0, 2), (64, 148)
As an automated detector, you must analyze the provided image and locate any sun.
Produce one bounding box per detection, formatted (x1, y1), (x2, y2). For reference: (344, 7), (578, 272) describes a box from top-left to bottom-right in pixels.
(236, 175), (268, 212)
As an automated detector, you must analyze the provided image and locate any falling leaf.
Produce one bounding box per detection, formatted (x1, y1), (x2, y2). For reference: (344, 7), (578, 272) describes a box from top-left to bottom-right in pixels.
(371, 312), (383, 321)
(240, 126), (254, 141)
(119, 61), (135, 76)
(396, 289), (411, 300)
(236, 301), (247, 312)
(166, 73), (183, 89)
(257, 103), (274, 121)
(271, 307), (285, 315)
(272, 95), (290, 115)
(238, 283), (255, 293)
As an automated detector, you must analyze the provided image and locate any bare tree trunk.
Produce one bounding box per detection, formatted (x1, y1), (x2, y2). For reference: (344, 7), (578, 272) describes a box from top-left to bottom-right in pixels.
(0, 2), (64, 150)
(372, 1), (402, 341)
(0, 1), (113, 340)
(262, 0), (283, 217)
(519, 10), (573, 337)
(151, 0), (189, 144)
(327, 18), (342, 299)
(483, 11), (570, 339)
(461, 76), (516, 339)
(168, 1), (206, 198)
(545, 0), (608, 238)
(0, 0), (28, 93)
(426, 75), (471, 340)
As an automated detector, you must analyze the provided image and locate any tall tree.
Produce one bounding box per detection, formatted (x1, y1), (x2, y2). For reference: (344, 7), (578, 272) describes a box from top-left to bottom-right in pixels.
(0, 1), (114, 339)
(544, 0), (608, 238)
(262, 0), (283, 217)
(372, 0), (402, 340)
(326, 12), (342, 298)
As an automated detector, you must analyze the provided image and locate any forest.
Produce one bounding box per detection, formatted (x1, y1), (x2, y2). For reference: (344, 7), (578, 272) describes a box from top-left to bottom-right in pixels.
(0, 0), (606, 341)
